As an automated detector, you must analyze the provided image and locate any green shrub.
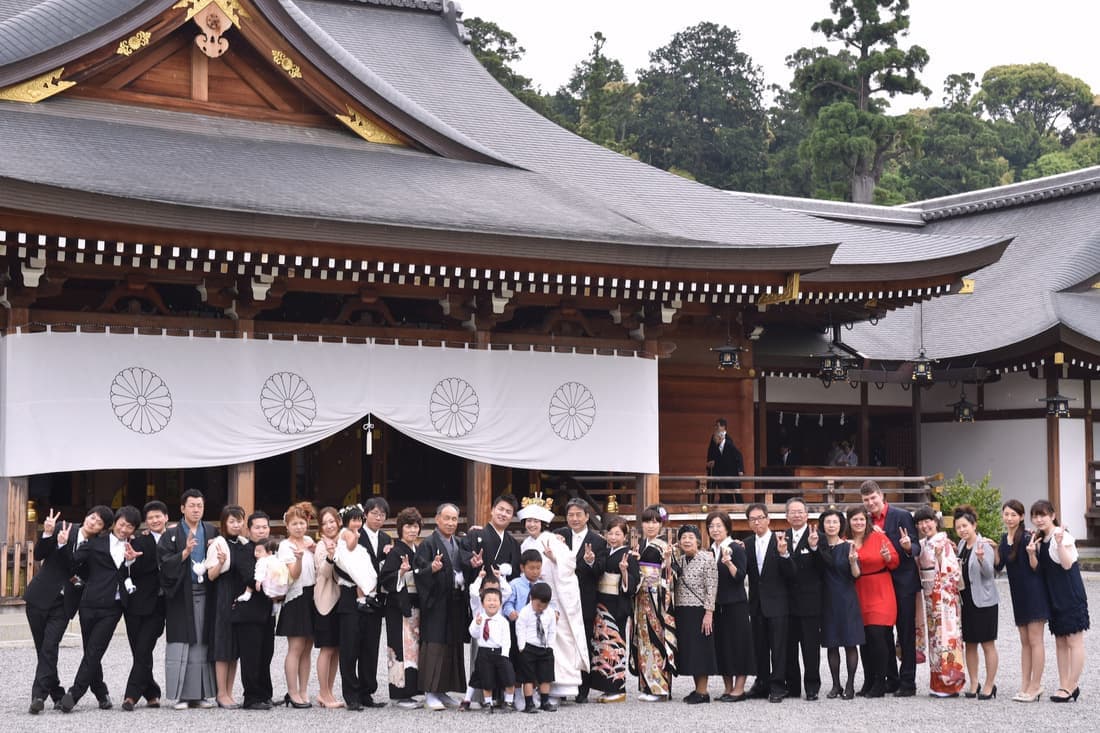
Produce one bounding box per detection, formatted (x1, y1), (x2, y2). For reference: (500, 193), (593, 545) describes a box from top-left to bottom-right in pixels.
(935, 471), (1003, 542)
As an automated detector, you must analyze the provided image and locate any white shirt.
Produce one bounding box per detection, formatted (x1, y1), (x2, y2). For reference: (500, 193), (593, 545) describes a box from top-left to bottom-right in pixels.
(515, 603), (557, 650)
(790, 526), (805, 550)
(755, 531), (771, 573)
(364, 528), (380, 556)
(109, 534), (127, 568)
(469, 611), (512, 655)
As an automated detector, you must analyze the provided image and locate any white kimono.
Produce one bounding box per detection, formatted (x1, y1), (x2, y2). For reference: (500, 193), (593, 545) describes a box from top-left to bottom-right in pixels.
(521, 532), (589, 695)
(334, 532), (378, 595)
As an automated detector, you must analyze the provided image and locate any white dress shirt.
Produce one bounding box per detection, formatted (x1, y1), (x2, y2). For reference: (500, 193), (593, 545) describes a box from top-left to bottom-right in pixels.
(515, 603), (557, 650)
(469, 611), (512, 655)
(755, 531), (772, 573)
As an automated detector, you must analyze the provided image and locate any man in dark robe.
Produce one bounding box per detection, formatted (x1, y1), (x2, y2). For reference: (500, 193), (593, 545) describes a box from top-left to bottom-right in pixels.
(462, 493), (522, 583)
(706, 417), (744, 503)
(414, 503), (469, 710)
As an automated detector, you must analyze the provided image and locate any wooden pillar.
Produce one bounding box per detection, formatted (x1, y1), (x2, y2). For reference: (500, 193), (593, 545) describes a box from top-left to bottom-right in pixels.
(1046, 369), (1061, 515)
(228, 462), (255, 516)
(466, 460), (492, 527)
(911, 385), (923, 474)
(1, 476), (29, 545)
(860, 381), (870, 466)
(1085, 378), (1094, 520)
(756, 376), (768, 469)
(638, 473), (659, 511)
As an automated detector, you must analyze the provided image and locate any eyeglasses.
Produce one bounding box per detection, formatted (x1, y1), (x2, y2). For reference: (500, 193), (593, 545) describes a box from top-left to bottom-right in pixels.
(748, 515), (767, 522)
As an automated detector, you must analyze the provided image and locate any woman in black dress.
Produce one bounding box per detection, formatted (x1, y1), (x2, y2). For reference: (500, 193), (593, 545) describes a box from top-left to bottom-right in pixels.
(591, 514), (638, 703)
(1029, 500), (1089, 702)
(705, 510), (753, 702)
(380, 507), (423, 708)
(276, 501), (317, 708)
(953, 505), (999, 699)
(207, 504), (246, 709)
(996, 499), (1048, 702)
(818, 507), (863, 700)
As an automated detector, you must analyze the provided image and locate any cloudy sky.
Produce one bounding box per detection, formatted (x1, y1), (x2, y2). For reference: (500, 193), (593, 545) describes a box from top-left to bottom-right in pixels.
(463, 0), (1098, 112)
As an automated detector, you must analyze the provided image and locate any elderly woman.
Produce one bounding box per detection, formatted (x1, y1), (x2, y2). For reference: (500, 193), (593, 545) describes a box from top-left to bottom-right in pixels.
(1028, 499), (1089, 703)
(672, 524), (718, 704)
(914, 505), (964, 697)
(312, 506), (343, 708)
(629, 505), (677, 702)
(705, 510), (753, 702)
(380, 507), (423, 708)
(953, 504), (999, 699)
(996, 499), (1048, 702)
(848, 506), (898, 698)
(277, 501), (317, 708)
(818, 507), (863, 700)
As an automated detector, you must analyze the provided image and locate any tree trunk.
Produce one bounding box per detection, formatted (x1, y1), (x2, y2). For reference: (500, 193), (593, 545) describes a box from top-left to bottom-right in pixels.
(851, 173), (875, 203)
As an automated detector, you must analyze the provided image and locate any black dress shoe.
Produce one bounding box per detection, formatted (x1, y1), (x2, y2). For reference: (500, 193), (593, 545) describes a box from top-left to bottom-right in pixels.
(894, 687), (917, 697)
(747, 686), (769, 699)
(122, 699), (136, 711)
(885, 682), (900, 694)
(768, 693), (784, 703)
(244, 701), (273, 710)
(362, 696), (386, 708)
(806, 692), (819, 701)
(345, 701), (363, 711)
(826, 686), (842, 699)
(575, 692), (590, 704)
(59, 692), (75, 713)
(99, 695), (113, 710)
(29, 698), (45, 715)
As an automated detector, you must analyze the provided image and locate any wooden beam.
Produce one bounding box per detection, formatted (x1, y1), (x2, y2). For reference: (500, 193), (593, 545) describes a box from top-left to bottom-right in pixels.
(1046, 369), (1061, 514)
(756, 376), (768, 470)
(911, 385), (923, 474)
(190, 44), (208, 102)
(638, 473), (659, 510)
(466, 461), (492, 527)
(1, 476), (29, 545)
(228, 462), (255, 516)
(860, 380), (870, 468)
(1084, 377), (1093, 519)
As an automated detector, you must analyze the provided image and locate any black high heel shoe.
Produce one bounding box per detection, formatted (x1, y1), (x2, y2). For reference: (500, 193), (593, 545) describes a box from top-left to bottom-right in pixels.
(978, 685), (997, 700)
(826, 685), (843, 699)
(964, 684), (981, 699)
(1051, 687), (1080, 703)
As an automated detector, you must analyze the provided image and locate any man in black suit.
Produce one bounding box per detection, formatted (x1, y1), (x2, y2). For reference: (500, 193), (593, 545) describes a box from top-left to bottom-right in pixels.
(706, 417), (745, 503)
(229, 532), (275, 710)
(744, 502), (795, 703)
(784, 497), (825, 701)
(60, 505), (144, 712)
(555, 497), (608, 703)
(120, 500), (168, 711)
(861, 481), (920, 696)
(463, 493), (522, 582)
(24, 504), (113, 714)
(246, 511), (276, 706)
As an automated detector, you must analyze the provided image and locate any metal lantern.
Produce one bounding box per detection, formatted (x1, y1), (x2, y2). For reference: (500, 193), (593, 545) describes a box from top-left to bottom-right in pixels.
(1038, 393), (1074, 418)
(949, 390), (976, 423)
(712, 341), (744, 371)
(911, 350), (934, 382)
(818, 345), (851, 383)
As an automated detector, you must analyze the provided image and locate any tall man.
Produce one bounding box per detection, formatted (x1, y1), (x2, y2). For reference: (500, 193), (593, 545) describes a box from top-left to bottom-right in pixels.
(464, 493), (522, 582)
(784, 497), (824, 701)
(706, 417), (744, 503)
(554, 498), (608, 703)
(158, 489), (219, 708)
(24, 505), (113, 714)
(744, 503), (795, 703)
(119, 500), (168, 710)
(415, 503), (469, 710)
(61, 505), (143, 712)
(246, 511), (276, 707)
(860, 480), (919, 696)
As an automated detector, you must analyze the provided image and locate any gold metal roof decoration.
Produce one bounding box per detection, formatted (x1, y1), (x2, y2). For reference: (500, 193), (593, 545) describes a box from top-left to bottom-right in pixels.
(116, 30), (152, 57)
(0, 67), (75, 103)
(757, 272), (801, 307)
(271, 50), (302, 79)
(173, 0), (249, 27)
(336, 105), (404, 146)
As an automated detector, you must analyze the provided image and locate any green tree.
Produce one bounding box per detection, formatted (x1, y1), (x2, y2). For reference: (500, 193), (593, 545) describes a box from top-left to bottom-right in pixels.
(936, 472), (1003, 542)
(976, 63), (1093, 136)
(903, 106), (1010, 199)
(763, 85), (815, 197)
(794, 0), (930, 202)
(558, 32), (639, 153)
(631, 22), (768, 191)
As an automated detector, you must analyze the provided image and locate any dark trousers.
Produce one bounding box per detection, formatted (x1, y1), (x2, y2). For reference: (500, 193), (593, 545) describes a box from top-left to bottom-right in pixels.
(887, 590), (917, 691)
(123, 605), (164, 702)
(235, 622), (268, 706)
(579, 604), (596, 696)
(862, 624), (893, 692)
(339, 603), (383, 704)
(259, 615), (275, 702)
(475, 648), (515, 692)
(26, 600), (69, 702)
(750, 612), (788, 696)
(785, 613), (822, 696)
(70, 605), (122, 702)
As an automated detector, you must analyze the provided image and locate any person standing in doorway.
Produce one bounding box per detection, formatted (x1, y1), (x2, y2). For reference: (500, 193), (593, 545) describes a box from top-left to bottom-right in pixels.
(706, 418), (744, 503)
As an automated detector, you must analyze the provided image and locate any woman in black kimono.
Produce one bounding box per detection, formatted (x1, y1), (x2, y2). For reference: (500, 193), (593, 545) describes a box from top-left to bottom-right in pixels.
(592, 514), (639, 703)
(379, 507), (423, 708)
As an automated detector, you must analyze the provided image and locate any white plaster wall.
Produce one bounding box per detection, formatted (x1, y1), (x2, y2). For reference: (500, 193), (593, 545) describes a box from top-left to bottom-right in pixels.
(1060, 418), (1087, 529)
(765, 377), (860, 406)
(921, 419), (1048, 513)
(981, 371), (1046, 411)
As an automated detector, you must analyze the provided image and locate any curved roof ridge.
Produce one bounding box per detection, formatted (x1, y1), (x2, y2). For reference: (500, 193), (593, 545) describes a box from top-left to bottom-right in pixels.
(902, 165), (1100, 221)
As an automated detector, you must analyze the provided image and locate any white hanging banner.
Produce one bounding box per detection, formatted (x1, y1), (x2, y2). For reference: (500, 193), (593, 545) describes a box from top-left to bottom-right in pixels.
(0, 331), (658, 476)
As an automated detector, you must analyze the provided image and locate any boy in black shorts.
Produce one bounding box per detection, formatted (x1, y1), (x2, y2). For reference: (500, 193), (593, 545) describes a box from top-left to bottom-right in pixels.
(514, 582), (557, 713)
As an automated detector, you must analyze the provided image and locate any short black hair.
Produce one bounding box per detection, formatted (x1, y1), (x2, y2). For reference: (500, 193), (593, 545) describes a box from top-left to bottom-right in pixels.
(913, 504), (938, 525)
(180, 488), (205, 505)
(342, 506), (365, 526)
(114, 505), (141, 528)
(88, 504), (114, 527)
(745, 502), (768, 519)
(259, 538), (279, 555)
(480, 586), (502, 602)
(247, 511), (270, 529)
(520, 549), (543, 566)
(564, 498), (591, 516)
(364, 497), (390, 516)
(715, 418), (728, 428)
(143, 500), (168, 518)
(530, 582), (552, 604)
(640, 505), (665, 524)
(492, 493), (519, 513)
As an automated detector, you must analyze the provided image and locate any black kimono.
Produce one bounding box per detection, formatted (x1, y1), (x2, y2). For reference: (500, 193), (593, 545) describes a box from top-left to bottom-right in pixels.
(591, 545), (639, 694)
(380, 540), (420, 700)
(414, 530), (469, 694)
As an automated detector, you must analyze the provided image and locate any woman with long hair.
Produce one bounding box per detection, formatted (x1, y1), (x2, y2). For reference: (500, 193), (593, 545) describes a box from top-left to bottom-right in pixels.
(312, 506), (343, 708)
(1029, 499), (1089, 703)
(380, 507), (423, 708)
(913, 505), (964, 697)
(705, 510), (753, 702)
(819, 507), (863, 700)
(207, 504), (246, 709)
(953, 504), (999, 699)
(276, 501), (317, 708)
(847, 506), (898, 698)
(591, 514), (638, 703)
(997, 499), (1048, 701)
(628, 505), (677, 702)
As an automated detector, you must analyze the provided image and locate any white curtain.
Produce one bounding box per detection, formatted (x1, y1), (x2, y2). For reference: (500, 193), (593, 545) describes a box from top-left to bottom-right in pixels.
(0, 330), (658, 476)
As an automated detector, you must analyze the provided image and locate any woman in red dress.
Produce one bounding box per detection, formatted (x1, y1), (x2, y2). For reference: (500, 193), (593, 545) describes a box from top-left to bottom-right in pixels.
(847, 506), (899, 698)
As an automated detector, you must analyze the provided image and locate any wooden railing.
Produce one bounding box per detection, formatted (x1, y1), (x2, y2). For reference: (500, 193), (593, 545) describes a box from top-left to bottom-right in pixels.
(1, 541), (35, 603)
(1086, 462), (1100, 542)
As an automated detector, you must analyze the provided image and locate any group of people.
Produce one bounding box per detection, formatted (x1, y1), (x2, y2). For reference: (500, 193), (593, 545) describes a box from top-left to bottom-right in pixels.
(23, 480), (1091, 714)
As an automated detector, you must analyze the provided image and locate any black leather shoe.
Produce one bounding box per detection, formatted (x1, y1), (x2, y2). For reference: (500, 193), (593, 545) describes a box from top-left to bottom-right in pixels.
(806, 692), (819, 701)
(345, 701), (363, 711)
(575, 692), (589, 704)
(768, 694), (784, 703)
(747, 685), (769, 699)
(244, 701), (273, 710)
(894, 687), (917, 697)
(121, 699), (136, 712)
(885, 682), (900, 694)
(363, 696), (386, 708)
(522, 705), (539, 714)
(99, 695), (113, 710)
(59, 693), (75, 713)
(29, 698), (45, 715)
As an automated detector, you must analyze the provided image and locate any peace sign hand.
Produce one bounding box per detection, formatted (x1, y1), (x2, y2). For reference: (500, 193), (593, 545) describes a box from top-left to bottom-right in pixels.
(399, 554), (411, 573)
(619, 551), (630, 575)
(123, 542), (143, 562)
(470, 549), (484, 569)
(776, 532), (789, 556)
(975, 536), (986, 560)
(57, 521), (72, 546)
(584, 543), (595, 565)
(808, 524), (819, 549)
(899, 527), (912, 552)
(43, 509), (60, 535)
(1026, 531), (1041, 554)
(880, 540), (892, 562)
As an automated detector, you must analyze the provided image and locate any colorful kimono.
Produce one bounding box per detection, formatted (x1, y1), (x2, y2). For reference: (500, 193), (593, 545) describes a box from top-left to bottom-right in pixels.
(917, 531), (965, 695)
(592, 545), (639, 695)
(379, 540), (420, 700)
(628, 539), (676, 696)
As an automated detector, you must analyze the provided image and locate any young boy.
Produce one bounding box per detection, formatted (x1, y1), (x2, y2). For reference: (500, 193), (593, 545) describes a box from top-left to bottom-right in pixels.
(515, 582), (557, 713)
(467, 587), (516, 713)
(461, 569), (512, 709)
(503, 549), (541, 621)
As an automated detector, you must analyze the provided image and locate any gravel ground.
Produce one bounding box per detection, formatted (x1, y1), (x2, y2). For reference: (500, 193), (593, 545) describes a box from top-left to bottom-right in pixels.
(2, 574), (1097, 731)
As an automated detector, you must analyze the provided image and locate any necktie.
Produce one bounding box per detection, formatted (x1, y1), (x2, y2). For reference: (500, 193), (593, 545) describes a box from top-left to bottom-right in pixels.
(483, 618), (490, 641)
(536, 613), (546, 646)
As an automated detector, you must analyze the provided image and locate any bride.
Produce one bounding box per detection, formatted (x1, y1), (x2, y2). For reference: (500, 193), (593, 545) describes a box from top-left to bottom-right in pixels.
(517, 495), (589, 699)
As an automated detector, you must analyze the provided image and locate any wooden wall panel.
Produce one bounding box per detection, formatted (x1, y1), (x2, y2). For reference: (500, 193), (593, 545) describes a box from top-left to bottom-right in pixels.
(658, 373), (756, 477)
(126, 45), (192, 99)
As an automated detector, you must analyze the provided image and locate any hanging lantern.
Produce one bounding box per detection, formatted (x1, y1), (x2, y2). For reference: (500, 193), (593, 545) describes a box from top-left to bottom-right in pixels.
(712, 341), (745, 371)
(910, 350), (934, 383)
(816, 344), (852, 386)
(949, 390), (977, 423)
(1038, 393), (1074, 418)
